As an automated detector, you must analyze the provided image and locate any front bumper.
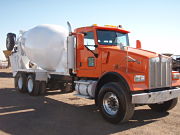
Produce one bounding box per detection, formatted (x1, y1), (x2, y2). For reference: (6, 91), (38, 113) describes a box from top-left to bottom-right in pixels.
(132, 87), (180, 104)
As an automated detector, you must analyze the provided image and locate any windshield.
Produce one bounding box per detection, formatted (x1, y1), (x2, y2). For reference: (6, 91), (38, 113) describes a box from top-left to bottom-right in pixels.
(97, 30), (129, 47)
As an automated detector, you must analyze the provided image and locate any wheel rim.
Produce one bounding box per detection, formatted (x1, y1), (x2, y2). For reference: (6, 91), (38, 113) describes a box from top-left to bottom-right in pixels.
(27, 77), (33, 93)
(18, 76), (23, 89)
(103, 92), (119, 116)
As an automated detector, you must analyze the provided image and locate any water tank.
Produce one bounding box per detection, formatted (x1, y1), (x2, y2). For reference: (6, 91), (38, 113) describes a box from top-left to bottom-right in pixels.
(21, 24), (68, 71)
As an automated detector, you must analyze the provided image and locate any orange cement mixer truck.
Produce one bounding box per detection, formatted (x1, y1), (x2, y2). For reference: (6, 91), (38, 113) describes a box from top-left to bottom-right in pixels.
(6, 22), (180, 123)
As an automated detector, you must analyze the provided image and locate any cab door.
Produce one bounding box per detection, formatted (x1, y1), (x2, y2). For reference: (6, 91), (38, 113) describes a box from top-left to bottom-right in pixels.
(76, 31), (101, 78)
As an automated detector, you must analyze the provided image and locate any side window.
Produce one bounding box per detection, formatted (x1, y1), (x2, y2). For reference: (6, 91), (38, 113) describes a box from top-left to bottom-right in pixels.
(84, 32), (95, 50)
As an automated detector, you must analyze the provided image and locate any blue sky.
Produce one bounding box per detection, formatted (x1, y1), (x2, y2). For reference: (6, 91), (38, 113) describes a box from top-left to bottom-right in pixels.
(0, 0), (180, 60)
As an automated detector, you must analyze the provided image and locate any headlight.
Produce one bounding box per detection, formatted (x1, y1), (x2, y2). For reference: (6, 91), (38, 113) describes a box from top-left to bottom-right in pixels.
(172, 72), (180, 80)
(134, 75), (145, 82)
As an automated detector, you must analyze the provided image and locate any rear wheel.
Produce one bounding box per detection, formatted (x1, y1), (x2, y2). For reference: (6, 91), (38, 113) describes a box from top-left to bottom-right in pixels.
(98, 82), (134, 124)
(15, 73), (27, 93)
(148, 98), (178, 112)
(39, 81), (47, 95)
(27, 74), (40, 96)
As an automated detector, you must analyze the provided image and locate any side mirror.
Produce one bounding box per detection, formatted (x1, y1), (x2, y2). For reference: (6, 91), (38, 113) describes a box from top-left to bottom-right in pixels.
(76, 33), (84, 50)
(136, 40), (142, 49)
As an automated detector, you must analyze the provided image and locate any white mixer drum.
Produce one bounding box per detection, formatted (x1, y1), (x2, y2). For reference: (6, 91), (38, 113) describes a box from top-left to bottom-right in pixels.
(22, 24), (68, 71)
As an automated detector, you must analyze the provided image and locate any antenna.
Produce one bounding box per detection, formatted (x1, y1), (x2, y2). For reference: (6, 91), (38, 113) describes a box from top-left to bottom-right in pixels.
(67, 21), (72, 35)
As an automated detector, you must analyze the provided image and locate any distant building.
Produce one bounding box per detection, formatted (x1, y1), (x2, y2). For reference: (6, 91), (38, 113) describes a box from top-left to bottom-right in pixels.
(0, 60), (8, 69)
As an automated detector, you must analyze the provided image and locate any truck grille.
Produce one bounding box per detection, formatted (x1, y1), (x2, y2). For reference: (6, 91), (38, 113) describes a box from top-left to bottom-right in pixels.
(149, 56), (172, 89)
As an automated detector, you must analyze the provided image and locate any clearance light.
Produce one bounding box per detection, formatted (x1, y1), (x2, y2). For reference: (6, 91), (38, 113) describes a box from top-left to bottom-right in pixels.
(134, 75), (145, 82)
(92, 24), (98, 26)
(172, 72), (180, 80)
(104, 25), (117, 28)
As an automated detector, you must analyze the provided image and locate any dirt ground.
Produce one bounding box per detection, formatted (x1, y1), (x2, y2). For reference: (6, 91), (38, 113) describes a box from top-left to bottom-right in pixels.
(0, 69), (180, 135)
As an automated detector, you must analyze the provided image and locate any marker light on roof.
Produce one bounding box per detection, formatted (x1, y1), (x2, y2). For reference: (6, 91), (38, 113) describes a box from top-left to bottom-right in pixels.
(104, 25), (117, 28)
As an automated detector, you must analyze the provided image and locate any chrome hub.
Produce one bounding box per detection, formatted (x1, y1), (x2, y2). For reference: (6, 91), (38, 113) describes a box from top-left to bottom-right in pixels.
(103, 92), (119, 116)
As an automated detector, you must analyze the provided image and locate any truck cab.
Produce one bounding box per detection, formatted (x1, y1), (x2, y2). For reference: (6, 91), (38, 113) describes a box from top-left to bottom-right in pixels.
(74, 25), (180, 91)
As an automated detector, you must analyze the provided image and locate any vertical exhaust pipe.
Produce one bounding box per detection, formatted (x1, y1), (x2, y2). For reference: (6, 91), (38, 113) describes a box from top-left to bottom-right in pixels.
(67, 21), (75, 75)
(67, 21), (72, 35)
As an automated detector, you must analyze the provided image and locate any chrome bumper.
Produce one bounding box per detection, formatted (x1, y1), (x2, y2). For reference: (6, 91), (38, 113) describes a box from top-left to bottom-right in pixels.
(132, 87), (180, 104)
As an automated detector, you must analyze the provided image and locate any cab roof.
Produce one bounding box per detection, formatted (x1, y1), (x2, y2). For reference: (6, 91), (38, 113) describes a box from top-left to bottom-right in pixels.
(93, 25), (130, 33)
(75, 25), (130, 34)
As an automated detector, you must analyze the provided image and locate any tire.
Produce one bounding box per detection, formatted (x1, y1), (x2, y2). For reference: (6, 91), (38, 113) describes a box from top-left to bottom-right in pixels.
(98, 82), (135, 124)
(15, 73), (27, 93)
(148, 98), (178, 112)
(62, 83), (74, 93)
(6, 33), (16, 51)
(27, 74), (40, 96)
(39, 81), (47, 95)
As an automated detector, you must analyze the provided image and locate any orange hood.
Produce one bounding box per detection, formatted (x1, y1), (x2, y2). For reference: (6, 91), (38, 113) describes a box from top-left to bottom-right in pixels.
(126, 47), (159, 58)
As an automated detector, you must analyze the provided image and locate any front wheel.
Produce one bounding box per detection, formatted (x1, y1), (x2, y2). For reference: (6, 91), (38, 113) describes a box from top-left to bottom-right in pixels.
(148, 98), (178, 112)
(98, 82), (134, 124)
